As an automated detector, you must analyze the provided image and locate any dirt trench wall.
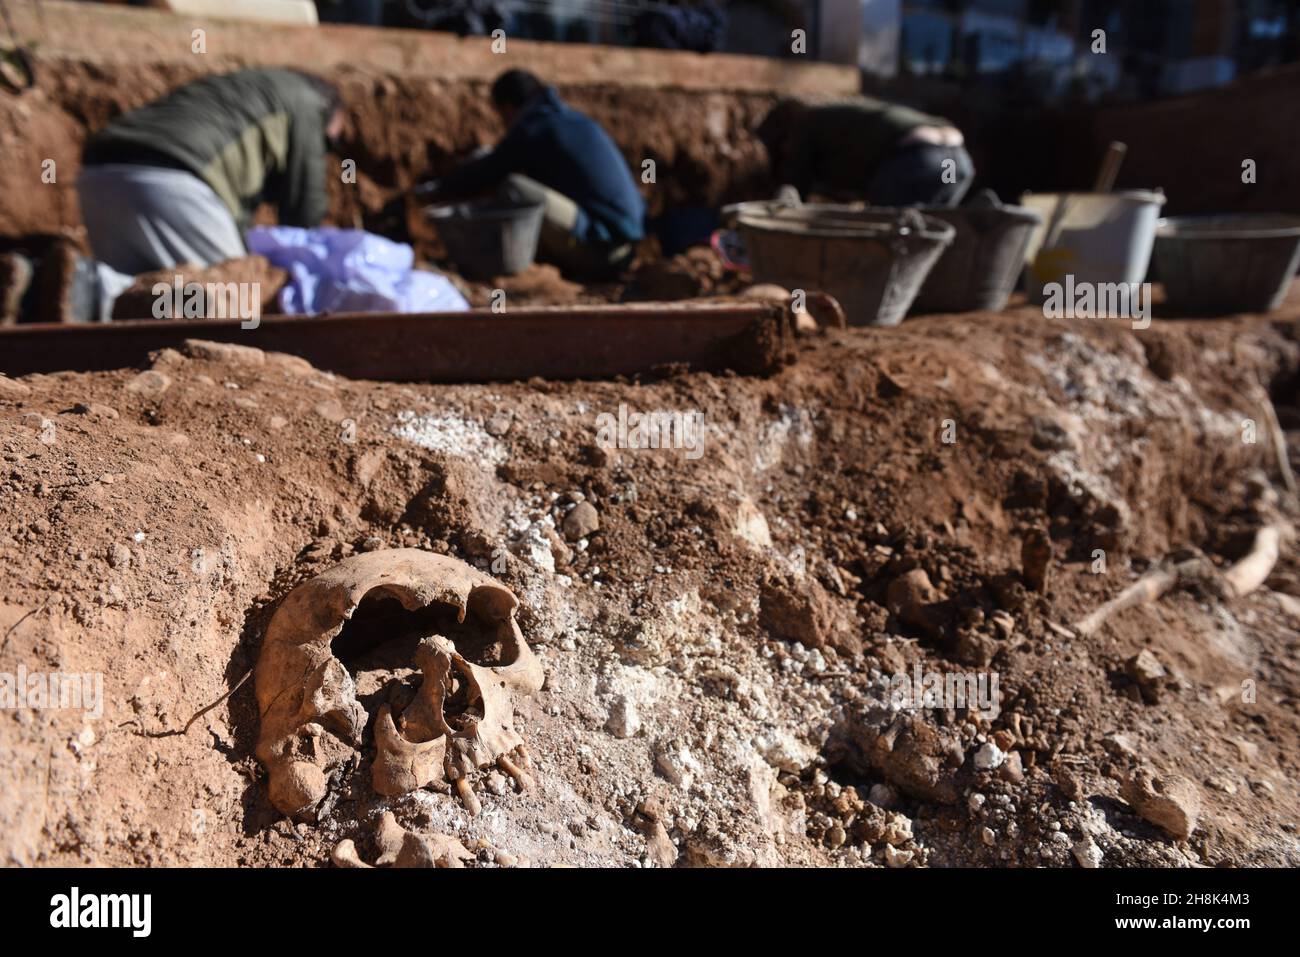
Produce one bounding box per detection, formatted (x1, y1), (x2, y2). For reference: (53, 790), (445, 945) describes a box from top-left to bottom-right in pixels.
(0, 0), (856, 244)
(1084, 63), (1300, 217)
(864, 62), (1300, 218)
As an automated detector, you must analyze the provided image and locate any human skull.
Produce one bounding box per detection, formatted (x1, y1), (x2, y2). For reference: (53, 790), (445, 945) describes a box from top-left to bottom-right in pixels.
(255, 549), (543, 819)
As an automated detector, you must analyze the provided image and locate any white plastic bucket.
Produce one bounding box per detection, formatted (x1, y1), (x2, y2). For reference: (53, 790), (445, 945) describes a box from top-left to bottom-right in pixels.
(1020, 190), (1166, 303)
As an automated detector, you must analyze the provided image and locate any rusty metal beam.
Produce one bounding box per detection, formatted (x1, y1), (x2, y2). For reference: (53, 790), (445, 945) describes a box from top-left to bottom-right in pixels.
(0, 303), (793, 382)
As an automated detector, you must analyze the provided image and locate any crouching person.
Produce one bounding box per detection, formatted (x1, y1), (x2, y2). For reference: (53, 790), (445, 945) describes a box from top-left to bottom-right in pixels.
(422, 70), (645, 280)
(758, 96), (975, 208)
(76, 68), (344, 315)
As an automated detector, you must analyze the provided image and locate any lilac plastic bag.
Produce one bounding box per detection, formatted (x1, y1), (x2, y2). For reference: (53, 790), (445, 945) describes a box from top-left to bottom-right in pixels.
(245, 226), (469, 315)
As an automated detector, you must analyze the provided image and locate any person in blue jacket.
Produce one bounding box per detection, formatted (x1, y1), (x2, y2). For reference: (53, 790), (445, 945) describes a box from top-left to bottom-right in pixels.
(421, 70), (645, 280)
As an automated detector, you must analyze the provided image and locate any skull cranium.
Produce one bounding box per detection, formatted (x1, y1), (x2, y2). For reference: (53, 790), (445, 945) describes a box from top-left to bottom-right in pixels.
(255, 549), (543, 819)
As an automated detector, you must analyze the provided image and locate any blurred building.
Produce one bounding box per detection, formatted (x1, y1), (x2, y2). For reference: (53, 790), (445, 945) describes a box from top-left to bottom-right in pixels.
(305, 1), (1299, 100)
(887, 0), (1299, 100)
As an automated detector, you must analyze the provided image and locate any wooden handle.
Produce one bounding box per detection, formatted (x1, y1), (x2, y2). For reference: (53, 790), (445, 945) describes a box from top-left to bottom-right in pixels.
(1093, 141), (1128, 193)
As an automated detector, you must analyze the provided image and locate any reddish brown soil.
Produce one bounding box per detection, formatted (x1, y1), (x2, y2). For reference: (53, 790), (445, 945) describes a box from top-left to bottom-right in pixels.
(2, 289), (1299, 867)
(111, 256), (287, 321)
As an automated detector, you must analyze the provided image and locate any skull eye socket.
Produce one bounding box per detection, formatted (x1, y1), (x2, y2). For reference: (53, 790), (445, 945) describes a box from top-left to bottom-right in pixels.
(328, 585), (522, 733)
(330, 586), (521, 672)
(331, 587), (430, 671)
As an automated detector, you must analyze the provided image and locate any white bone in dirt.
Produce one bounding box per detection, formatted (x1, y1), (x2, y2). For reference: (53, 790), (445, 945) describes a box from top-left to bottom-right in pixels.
(1223, 525), (1282, 598)
(333, 812), (473, 868)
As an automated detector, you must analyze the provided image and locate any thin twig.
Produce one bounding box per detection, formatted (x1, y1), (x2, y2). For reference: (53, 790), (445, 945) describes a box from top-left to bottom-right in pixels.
(141, 668), (252, 739)
(1, 598), (49, 655)
(1074, 564), (1182, 638)
(1075, 524), (1286, 636)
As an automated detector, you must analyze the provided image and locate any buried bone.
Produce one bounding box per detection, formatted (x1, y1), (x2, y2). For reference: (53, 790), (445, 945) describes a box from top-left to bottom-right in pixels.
(255, 549), (544, 819)
(370, 634), (541, 800)
(332, 811), (474, 868)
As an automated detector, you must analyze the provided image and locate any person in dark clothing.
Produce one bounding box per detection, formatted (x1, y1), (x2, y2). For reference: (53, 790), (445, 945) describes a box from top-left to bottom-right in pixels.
(396, 0), (506, 35)
(757, 96), (975, 207)
(634, 1), (728, 53)
(422, 70), (645, 279)
(316, 0), (384, 26)
(78, 68), (344, 277)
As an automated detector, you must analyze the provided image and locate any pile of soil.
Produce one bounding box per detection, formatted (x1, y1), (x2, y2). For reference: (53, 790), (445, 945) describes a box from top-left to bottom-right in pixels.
(111, 256), (288, 321)
(2, 291), (1298, 867)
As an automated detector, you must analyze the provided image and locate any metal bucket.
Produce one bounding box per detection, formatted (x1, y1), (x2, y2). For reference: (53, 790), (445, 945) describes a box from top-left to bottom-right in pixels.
(909, 195), (1042, 314)
(425, 200), (544, 279)
(1152, 214), (1300, 315)
(734, 204), (955, 326)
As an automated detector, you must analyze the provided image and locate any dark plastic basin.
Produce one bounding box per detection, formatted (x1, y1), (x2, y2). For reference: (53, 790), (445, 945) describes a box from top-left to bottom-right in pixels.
(425, 200), (544, 279)
(1152, 213), (1300, 315)
(909, 194), (1042, 314)
(732, 203), (954, 326)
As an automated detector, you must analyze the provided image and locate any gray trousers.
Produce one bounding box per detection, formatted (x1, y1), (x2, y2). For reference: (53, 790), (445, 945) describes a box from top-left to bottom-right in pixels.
(77, 164), (246, 276)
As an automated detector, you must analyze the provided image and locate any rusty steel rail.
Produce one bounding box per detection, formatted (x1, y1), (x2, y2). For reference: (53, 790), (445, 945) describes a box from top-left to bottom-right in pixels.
(0, 303), (794, 382)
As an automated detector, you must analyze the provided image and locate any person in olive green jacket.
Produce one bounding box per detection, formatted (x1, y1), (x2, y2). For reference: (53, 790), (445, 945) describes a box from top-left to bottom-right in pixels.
(757, 96), (974, 207)
(78, 68), (345, 276)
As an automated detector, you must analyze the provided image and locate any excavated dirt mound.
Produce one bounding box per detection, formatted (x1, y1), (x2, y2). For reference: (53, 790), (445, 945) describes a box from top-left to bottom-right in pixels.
(2, 292), (1299, 867)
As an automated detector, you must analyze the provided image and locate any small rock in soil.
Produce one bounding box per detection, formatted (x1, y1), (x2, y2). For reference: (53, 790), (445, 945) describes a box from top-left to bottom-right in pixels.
(605, 695), (640, 739)
(1072, 836), (1103, 868)
(974, 742), (1006, 771)
(885, 568), (946, 639)
(562, 501), (599, 541)
(1125, 649), (1169, 703)
(1020, 525), (1053, 593)
(1122, 768), (1202, 840)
